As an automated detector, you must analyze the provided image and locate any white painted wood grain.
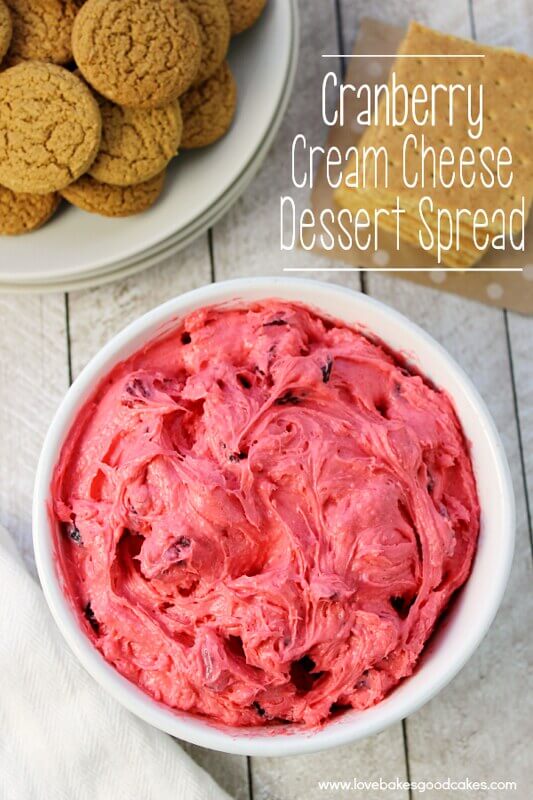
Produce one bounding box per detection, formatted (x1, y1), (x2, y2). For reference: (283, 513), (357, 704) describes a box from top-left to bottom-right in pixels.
(181, 742), (251, 800)
(0, 0), (529, 797)
(508, 311), (533, 517)
(212, 0), (361, 291)
(470, 0), (533, 52)
(250, 731), (408, 800)
(472, 0), (533, 553)
(0, 293), (69, 574)
(67, 239), (212, 377)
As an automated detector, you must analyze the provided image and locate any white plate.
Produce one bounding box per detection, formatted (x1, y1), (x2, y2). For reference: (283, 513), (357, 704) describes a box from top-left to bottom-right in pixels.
(1, 8), (299, 294)
(0, 192), (236, 293)
(0, 0), (296, 284)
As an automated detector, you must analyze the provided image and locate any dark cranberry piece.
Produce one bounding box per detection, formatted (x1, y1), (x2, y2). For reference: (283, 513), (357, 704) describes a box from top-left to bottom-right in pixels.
(290, 655), (324, 693)
(66, 523), (82, 545)
(84, 603), (100, 634)
(263, 319), (288, 327)
(390, 595), (416, 619)
(329, 702), (351, 716)
(126, 377), (150, 398)
(226, 636), (246, 659)
(252, 701), (266, 717)
(275, 391), (300, 406)
(229, 451), (247, 462)
(390, 596), (405, 614)
(181, 332), (192, 344)
(375, 399), (388, 417)
(321, 356), (333, 384)
(237, 374), (252, 389)
(355, 669), (370, 689)
(176, 536), (191, 548)
(299, 655), (315, 672)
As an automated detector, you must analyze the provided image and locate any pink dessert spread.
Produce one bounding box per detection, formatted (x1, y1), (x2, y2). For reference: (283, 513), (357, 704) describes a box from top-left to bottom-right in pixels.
(51, 301), (480, 728)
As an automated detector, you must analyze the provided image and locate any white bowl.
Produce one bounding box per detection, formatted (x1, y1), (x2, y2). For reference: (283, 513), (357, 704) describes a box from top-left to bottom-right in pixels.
(33, 278), (514, 757)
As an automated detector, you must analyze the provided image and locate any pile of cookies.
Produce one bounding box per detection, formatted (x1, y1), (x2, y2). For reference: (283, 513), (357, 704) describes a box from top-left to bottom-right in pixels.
(0, 0), (267, 235)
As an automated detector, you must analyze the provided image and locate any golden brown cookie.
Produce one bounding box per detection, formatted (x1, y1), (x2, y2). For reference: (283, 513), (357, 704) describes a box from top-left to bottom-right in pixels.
(73, 0), (202, 109)
(0, 62), (101, 194)
(181, 61), (237, 148)
(60, 172), (165, 217)
(4, 0), (81, 67)
(226, 0), (267, 35)
(183, 0), (230, 84)
(0, 0), (12, 64)
(0, 184), (60, 234)
(88, 95), (182, 187)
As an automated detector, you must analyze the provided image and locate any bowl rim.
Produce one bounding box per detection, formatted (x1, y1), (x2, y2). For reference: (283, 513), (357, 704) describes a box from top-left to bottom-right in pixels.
(33, 277), (515, 757)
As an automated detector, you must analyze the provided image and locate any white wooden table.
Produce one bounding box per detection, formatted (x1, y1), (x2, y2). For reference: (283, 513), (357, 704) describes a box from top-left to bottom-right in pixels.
(1, 1), (531, 798)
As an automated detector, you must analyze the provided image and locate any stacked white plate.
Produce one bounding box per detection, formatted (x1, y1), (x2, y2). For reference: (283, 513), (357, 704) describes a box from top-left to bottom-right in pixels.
(0, 0), (298, 293)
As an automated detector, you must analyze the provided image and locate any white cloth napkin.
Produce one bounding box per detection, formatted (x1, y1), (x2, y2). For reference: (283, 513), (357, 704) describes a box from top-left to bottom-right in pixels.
(0, 525), (231, 800)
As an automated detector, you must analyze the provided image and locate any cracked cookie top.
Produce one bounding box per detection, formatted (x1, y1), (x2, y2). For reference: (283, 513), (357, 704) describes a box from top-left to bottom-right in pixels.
(0, 0), (13, 64)
(0, 62), (102, 194)
(72, 0), (202, 110)
(0, 185), (60, 235)
(226, 0), (267, 36)
(183, 0), (230, 85)
(60, 171), (166, 217)
(88, 94), (182, 187)
(181, 61), (237, 149)
(4, 0), (82, 66)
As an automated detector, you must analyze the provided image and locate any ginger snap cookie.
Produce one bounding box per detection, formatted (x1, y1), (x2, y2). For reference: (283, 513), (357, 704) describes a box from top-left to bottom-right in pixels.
(0, 0), (12, 64)
(181, 61), (237, 149)
(226, 0), (267, 35)
(0, 62), (101, 194)
(73, 0), (202, 110)
(60, 172), (166, 217)
(4, 0), (82, 67)
(0, 184), (60, 234)
(87, 95), (182, 187)
(183, 0), (230, 85)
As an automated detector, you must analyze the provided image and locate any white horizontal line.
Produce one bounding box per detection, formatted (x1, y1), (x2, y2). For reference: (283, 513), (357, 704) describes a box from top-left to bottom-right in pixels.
(283, 267), (523, 273)
(322, 54), (485, 59)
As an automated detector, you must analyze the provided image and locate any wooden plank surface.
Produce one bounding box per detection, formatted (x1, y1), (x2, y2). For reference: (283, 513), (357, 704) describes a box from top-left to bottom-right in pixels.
(0, 0), (530, 798)
(213, 0), (360, 288)
(473, 0), (533, 551)
(469, 0), (533, 52)
(0, 293), (69, 575)
(507, 311), (533, 541)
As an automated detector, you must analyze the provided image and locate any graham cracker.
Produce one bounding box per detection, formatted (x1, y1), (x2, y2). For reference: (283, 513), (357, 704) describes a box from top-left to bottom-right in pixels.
(346, 21), (533, 217)
(307, 18), (533, 313)
(336, 186), (488, 267)
(334, 21), (533, 266)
